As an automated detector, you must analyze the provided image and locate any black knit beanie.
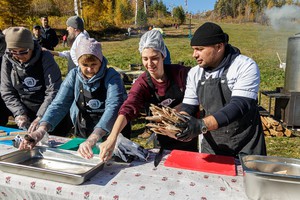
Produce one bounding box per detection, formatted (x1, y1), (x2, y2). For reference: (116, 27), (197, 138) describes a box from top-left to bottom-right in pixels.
(191, 22), (228, 46)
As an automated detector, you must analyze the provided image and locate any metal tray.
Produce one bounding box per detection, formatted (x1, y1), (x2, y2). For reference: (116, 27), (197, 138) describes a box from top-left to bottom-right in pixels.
(0, 147), (104, 185)
(240, 154), (300, 200)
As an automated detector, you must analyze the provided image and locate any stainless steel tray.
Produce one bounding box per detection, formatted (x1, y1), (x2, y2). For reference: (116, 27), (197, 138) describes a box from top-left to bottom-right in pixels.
(240, 154), (300, 200)
(0, 147), (104, 185)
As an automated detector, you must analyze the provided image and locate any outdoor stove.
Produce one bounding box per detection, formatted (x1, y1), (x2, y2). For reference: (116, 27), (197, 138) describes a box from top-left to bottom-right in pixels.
(259, 34), (300, 128)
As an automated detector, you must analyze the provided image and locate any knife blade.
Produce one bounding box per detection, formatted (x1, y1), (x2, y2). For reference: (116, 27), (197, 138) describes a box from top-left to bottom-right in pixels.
(154, 148), (164, 167)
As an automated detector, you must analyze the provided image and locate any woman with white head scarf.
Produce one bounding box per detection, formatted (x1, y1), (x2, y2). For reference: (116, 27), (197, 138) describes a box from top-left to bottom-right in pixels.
(95, 30), (198, 162)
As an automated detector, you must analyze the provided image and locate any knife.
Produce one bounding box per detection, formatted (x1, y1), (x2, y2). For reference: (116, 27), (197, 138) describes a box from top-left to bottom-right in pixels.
(154, 148), (164, 167)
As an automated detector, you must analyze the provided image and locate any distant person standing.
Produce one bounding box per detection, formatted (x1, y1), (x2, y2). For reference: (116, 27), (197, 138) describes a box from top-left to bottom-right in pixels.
(66, 15), (89, 70)
(127, 27), (131, 36)
(32, 25), (46, 47)
(62, 33), (67, 47)
(40, 16), (59, 50)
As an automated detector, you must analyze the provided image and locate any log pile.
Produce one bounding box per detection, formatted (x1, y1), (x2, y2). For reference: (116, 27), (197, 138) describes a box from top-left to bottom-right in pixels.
(260, 116), (292, 137)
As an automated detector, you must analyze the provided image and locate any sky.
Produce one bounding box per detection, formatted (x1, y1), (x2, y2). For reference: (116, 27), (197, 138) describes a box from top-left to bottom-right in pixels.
(162, 0), (217, 14)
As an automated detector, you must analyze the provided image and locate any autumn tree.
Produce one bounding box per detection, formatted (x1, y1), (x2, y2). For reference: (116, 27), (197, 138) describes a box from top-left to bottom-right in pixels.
(0, 0), (32, 27)
(147, 0), (168, 18)
(114, 0), (134, 26)
(136, 9), (148, 28)
(173, 6), (185, 25)
(30, 0), (60, 17)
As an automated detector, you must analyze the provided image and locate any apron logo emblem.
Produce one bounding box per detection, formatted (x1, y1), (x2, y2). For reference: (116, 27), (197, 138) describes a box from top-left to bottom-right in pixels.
(87, 99), (101, 109)
(23, 77), (37, 87)
(159, 98), (175, 107)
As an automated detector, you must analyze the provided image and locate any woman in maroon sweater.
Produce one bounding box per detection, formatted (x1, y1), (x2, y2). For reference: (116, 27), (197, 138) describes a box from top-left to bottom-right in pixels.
(79, 29), (198, 160)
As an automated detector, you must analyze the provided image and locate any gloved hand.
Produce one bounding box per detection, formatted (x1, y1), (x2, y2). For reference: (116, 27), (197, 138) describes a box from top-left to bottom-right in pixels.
(18, 127), (47, 150)
(175, 116), (204, 142)
(78, 139), (97, 159)
(28, 117), (41, 133)
(15, 115), (30, 130)
(78, 128), (107, 159)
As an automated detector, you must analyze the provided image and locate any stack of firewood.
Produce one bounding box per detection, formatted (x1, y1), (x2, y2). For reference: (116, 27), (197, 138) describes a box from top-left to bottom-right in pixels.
(260, 116), (292, 137)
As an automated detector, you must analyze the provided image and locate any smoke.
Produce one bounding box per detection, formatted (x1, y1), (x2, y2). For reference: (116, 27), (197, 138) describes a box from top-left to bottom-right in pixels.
(265, 5), (300, 32)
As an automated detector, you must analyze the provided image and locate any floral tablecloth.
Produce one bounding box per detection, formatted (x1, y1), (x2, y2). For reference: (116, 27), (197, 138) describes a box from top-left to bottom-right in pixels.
(0, 144), (248, 200)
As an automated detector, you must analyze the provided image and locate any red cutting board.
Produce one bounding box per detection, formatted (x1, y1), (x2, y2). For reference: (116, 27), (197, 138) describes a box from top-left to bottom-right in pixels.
(164, 150), (236, 176)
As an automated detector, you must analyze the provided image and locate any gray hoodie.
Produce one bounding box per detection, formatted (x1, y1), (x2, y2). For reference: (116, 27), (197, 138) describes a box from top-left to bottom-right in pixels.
(0, 42), (62, 118)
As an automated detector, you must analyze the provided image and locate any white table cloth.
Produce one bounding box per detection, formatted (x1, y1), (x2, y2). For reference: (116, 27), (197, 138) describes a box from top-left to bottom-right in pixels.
(0, 143), (248, 200)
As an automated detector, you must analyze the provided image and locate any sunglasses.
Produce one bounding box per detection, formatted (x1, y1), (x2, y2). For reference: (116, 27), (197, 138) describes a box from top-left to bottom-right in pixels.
(7, 49), (30, 56)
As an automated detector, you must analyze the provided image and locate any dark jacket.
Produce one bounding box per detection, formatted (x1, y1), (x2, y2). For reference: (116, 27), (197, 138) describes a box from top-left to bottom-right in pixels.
(41, 27), (59, 50)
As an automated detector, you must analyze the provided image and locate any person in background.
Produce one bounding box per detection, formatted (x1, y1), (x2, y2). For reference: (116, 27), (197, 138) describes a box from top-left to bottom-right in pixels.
(62, 33), (67, 47)
(19, 37), (129, 152)
(66, 15), (89, 71)
(32, 25), (46, 47)
(1, 27), (72, 135)
(97, 29), (197, 161)
(127, 27), (131, 37)
(0, 30), (12, 125)
(175, 22), (266, 157)
(40, 16), (59, 50)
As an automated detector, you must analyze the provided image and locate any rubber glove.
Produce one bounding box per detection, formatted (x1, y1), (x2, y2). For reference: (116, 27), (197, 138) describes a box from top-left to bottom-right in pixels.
(18, 127), (47, 150)
(78, 128), (106, 159)
(175, 116), (204, 142)
(28, 117), (41, 133)
(15, 115), (30, 130)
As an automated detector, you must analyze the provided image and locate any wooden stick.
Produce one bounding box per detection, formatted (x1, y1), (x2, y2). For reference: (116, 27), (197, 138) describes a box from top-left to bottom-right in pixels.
(0, 136), (15, 141)
(0, 132), (7, 136)
(276, 52), (282, 63)
(9, 131), (27, 136)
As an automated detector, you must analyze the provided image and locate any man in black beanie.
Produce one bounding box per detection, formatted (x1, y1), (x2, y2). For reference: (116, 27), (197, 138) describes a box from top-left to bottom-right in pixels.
(176, 22), (266, 157)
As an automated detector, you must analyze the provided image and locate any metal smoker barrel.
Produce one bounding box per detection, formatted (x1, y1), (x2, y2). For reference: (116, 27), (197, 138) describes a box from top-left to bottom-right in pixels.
(284, 35), (300, 92)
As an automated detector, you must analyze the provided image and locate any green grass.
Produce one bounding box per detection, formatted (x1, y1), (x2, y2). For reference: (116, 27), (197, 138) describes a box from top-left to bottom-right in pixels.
(53, 21), (300, 158)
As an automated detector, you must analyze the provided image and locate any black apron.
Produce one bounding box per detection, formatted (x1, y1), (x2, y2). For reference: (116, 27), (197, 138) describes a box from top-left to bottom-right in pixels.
(197, 67), (266, 157)
(13, 57), (46, 121)
(13, 57), (72, 136)
(75, 79), (106, 138)
(146, 71), (198, 152)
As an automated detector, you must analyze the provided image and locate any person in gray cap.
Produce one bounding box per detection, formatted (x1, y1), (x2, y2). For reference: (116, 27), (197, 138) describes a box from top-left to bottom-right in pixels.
(98, 29), (196, 162)
(19, 37), (129, 152)
(175, 22), (266, 157)
(1, 27), (72, 135)
(66, 15), (90, 70)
